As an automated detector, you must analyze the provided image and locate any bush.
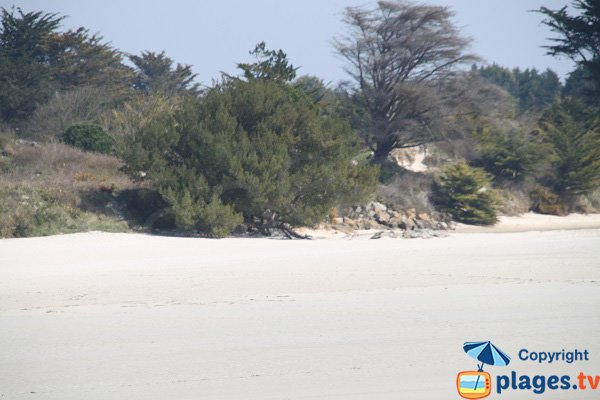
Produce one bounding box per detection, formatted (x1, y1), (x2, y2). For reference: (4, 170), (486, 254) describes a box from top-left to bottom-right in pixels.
(432, 160), (502, 225)
(120, 77), (378, 237)
(530, 186), (566, 215)
(62, 123), (113, 154)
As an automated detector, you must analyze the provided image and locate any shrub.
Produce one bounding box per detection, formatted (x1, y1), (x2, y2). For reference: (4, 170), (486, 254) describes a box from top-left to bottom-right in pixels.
(120, 77), (378, 237)
(62, 123), (112, 154)
(432, 160), (502, 225)
(530, 186), (566, 215)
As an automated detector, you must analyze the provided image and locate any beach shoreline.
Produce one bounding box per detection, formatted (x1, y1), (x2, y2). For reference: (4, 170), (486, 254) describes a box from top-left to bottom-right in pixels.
(1, 214), (599, 399)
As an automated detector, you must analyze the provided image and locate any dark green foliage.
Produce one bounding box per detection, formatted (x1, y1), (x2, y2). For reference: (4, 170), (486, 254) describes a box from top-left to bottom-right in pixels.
(432, 160), (502, 225)
(475, 64), (562, 112)
(237, 42), (298, 82)
(564, 65), (598, 107)
(45, 27), (134, 96)
(130, 51), (199, 97)
(472, 127), (542, 182)
(0, 7), (133, 123)
(538, 0), (600, 104)
(539, 99), (600, 202)
(116, 188), (171, 228)
(0, 8), (62, 122)
(121, 73), (378, 237)
(62, 123), (112, 154)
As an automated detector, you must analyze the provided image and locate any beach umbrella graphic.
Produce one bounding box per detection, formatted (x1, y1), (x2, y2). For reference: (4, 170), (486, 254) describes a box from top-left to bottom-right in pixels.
(464, 341), (511, 370)
(463, 341), (511, 392)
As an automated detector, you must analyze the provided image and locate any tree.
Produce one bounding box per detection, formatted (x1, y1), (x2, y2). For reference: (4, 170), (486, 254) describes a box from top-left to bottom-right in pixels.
(0, 7), (63, 122)
(476, 64), (562, 113)
(335, 0), (479, 163)
(120, 46), (378, 237)
(45, 27), (134, 97)
(237, 42), (297, 82)
(473, 128), (542, 182)
(563, 65), (597, 106)
(0, 7), (133, 123)
(129, 50), (199, 97)
(539, 98), (600, 205)
(538, 0), (600, 103)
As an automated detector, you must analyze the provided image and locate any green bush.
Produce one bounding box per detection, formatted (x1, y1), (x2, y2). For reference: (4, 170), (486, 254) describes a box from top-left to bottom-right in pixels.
(432, 160), (502, 225)
(120, 78), (378, 237)
(62, 123), (113, 154)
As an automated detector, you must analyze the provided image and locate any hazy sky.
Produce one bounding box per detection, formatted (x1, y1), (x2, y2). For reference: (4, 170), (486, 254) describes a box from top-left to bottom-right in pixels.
(6, 0), (576, 85)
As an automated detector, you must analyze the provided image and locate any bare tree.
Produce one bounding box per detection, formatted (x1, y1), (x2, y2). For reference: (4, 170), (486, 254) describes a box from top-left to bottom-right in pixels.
(335, 0), (480, 163)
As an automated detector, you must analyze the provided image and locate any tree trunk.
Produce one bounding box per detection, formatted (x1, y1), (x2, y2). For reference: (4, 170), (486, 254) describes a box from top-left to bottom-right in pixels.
(370, 138), (396, 165)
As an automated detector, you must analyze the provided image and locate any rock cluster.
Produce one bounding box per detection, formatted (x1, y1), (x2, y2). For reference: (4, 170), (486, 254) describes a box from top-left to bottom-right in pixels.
(337, 201), (450, 232)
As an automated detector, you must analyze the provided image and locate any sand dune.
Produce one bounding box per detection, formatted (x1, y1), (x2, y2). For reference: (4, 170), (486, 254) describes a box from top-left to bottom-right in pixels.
(1, 215), (599, 399)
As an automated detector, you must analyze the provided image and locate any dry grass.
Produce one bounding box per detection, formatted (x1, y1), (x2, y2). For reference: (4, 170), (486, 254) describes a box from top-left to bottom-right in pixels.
(0, 135), (136, 238)
(1, 140), (133, 194)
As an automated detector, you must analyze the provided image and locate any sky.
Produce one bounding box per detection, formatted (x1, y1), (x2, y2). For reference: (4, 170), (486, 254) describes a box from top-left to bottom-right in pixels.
(5, 0), (577, 85)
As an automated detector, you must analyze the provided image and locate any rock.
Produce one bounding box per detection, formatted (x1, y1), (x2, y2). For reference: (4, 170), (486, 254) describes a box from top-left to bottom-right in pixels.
(370, 231), (384, 239)
(333, 217), (344, 225)
(387, 216), (403, 228)
(374, 211), (390, 224)
(402, 229), (434, 239)
(354, 206), (362, 213)
(342, 217), (358, 228)
(406, 208), (417, 220)
(358, 219), (381, 230)
(402, 228), (449, 239)
(16, 139), (39, 147)
(417, 212), (431, 221)
(371, 231), (399, 239)
(367, 201), (387, 212)
(418, 219), (436, 230)
(398, 215), (415, 231)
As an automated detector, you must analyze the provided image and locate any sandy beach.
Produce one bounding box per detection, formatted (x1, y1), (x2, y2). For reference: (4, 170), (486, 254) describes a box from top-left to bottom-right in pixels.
(1, 214), (600, 399)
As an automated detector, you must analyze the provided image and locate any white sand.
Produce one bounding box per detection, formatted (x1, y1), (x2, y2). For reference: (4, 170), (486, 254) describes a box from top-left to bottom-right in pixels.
(1, 214), (600, 399)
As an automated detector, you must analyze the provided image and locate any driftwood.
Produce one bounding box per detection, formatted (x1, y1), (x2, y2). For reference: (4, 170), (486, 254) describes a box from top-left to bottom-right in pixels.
(250, 210), (311, 240)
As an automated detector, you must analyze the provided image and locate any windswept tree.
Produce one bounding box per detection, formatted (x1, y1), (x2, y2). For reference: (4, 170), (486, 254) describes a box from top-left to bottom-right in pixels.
(130, 50), (199, 97)
(46, 27), (134, 95)
(538, 0), (600, 104)
(0, 7), (63, 122)
(335, 0), (479, 163)
(0, 7), (133, 123)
